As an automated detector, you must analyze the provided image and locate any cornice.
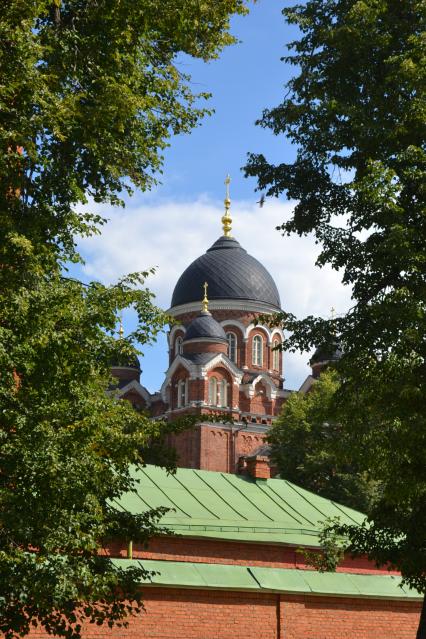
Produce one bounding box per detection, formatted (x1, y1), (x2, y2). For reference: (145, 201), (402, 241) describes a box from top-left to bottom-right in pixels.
(168, 298), (281, 317)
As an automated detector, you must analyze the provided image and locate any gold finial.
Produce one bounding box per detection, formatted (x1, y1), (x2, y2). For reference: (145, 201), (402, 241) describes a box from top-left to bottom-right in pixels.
(202, 281), (209, 313)
(221, 174), (232, 237)
(118, 313), (124, 338)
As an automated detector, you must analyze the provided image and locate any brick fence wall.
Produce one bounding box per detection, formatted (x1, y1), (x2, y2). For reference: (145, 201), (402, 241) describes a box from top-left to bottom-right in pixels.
(280, 594), (421, 639)
(28, 589), (422, 639)
(104, 536), (401, 575)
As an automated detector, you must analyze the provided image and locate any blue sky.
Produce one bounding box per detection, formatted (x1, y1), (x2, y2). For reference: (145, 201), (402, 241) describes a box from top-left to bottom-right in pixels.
(157, 1), (298, 202)
(76, 2), (353, 393)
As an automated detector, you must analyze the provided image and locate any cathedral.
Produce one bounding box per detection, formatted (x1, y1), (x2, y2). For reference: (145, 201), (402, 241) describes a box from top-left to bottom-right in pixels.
(30, 184), (422, 639)
(111, 181), (323, 474)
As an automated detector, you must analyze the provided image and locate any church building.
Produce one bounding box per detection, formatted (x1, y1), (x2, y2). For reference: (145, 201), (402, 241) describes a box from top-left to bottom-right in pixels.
(97, 182), (423, 639)
(113, 179), (294, 473)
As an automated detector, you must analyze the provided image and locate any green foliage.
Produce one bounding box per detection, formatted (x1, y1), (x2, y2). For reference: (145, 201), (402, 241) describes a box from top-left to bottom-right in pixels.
(245, 0), (426, 603)
(298, 517), (345, 573)
(0, 0), (247, 268)
(269, 370), (375, 512)
(0, 1), (248, 636)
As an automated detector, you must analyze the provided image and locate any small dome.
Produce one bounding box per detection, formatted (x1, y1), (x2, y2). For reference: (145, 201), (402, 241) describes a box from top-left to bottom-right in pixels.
(184, 312), (227, 342)
(110, 349), (141, 371)
(310, 342), (343, 365)
(171, 236), (281, 309)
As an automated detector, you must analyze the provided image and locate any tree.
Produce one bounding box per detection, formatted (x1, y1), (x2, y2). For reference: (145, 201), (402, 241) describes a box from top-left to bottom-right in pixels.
(0, 1), (247, 636)
(269, 370), (375, 512)
(245, 1), (426, 635)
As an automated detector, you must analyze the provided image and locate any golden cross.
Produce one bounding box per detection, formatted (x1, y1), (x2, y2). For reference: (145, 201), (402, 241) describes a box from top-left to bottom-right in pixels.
(222, 175), (232, 237)
(202, 281), (209, 313)
(225, 174), (231, 200)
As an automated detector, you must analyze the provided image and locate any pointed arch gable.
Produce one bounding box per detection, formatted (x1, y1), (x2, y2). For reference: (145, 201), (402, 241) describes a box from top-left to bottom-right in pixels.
(251, 373), (278, 400)
(201, 353), (242, 384)
(115, 380), (152, 405)
(160, 356), (194, 401)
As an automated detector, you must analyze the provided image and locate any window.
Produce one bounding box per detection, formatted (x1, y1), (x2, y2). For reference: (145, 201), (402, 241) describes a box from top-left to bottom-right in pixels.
(272, 339), (280, 371)
(226, 332), (237, 362)
(175, 336), (183, 356)
(219, 379), (228, 407)
(177, 379), (187, 408)
(252, 335), (263, 366)
(208, 377), (217, 406)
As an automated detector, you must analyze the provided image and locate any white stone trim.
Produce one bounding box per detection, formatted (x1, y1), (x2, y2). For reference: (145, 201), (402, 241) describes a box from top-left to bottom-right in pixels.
(110, 365), (140, 374)
(219, 319), (246, 335)
(299, 375), (316, 394)
(270, 327), (285, 342)
(115, 380), (152, 405)
(168, 324), (186, 347)
(245, 323), (273, 341)
(277, 388), (293, 399)
(168, 299), (281, 317)
(160, 356), (194, 401)
(243, 373), (278, 400)
(200, 352), (243, 384)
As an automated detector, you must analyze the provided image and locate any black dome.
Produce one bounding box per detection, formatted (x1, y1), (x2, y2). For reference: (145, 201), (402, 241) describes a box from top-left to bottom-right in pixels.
(110, 342), (141, 370)
(310, 342), (343, 365)
(171, 236), (281, 309)
(184, 312), (227, 342)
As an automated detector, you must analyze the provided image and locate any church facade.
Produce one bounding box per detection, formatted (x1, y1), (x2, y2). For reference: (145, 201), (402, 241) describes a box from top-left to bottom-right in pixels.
(112, 186), (297, 473)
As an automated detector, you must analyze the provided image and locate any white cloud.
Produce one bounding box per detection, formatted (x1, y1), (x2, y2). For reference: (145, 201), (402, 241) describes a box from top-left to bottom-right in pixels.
(78, 197), (352, 391)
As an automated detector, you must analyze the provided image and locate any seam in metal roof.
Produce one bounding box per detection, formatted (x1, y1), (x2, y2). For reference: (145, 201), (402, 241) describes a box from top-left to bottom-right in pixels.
(116, 465), (366, 546)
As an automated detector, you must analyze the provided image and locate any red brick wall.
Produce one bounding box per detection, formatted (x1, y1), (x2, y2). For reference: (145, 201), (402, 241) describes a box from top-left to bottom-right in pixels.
(28, 590), (421, 639)
(105, 536), (400, 576)
(167, 426), (201, 469)
(120, 389), (146, 411)
(235, 431), (267, 460)
(280, 594), (421, 639)
(170, 330), (185, 364)
(183, 341), (228, 355)
(200, 426), (230, 472)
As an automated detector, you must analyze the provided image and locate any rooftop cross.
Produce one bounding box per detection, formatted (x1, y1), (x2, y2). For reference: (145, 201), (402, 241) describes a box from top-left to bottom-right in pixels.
(221, 174), (232, 237)
(202, 281), (209, 313)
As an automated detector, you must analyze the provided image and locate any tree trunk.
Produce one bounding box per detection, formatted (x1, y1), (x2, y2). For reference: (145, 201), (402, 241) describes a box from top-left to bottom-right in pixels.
(416, 595), (426, 639)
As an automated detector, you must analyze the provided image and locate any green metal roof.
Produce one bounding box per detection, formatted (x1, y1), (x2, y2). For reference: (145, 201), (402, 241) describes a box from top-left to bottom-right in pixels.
(112, 559), (421, 600)
(115, 465), (365, 546)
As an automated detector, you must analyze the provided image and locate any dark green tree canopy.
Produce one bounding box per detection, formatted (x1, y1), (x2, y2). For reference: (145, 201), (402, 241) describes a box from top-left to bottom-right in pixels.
(1, 0), (246, 267)
(1, 1), (247, 637)
(268, 370), (375, 512)
(245, 0), (426, 624)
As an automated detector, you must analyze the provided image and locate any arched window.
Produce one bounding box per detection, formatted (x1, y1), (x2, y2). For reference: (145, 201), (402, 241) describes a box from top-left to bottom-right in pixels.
(219, 379), (228, 407)
(226, 332), (237, 362)
(177, 379), (187, 408)
(252, 335), (263, 366)
(208, 377), (217, 406)
(272, 339), (280, 371)
(175, 336), (183, 356)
